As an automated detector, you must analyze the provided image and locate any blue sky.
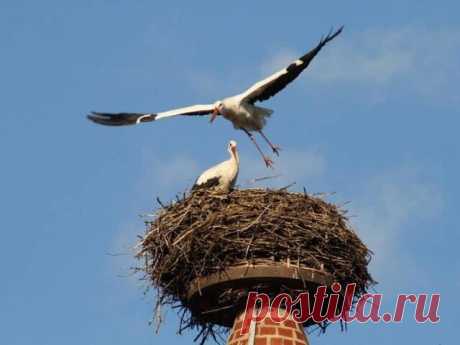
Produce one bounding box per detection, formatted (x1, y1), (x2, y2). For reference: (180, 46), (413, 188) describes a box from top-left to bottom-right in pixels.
(1, 1), (458, 344)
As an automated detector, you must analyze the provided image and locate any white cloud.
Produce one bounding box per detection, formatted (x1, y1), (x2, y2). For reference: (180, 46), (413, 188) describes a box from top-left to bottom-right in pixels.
(259, 27), (460, 105)
(308, 29), (415, 84)
(176, 26), (460, 107)
(314, 27), (459, 103)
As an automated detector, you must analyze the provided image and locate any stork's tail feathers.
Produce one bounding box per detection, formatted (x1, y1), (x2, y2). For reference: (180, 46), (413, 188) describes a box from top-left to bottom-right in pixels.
(256, 106), (273, 117)
(87, 112), (157, 126)
(264, 108), (274, 117)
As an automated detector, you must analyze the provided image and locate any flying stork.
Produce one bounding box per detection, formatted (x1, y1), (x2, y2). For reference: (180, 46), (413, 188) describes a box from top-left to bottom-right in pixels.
(192, 140), (239, 192)
(88, 27), (343, 168)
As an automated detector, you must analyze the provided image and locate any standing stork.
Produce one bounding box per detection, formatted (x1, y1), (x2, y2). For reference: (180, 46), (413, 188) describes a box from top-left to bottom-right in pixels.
(192, 140), (239, 192)
(88, 27), (343, 168)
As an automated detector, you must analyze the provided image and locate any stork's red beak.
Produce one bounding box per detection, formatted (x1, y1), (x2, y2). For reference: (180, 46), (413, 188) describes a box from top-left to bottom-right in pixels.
(210, 108), (219, 123)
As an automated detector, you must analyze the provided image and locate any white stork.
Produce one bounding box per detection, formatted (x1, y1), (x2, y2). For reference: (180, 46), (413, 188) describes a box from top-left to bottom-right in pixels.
(88, 27), (343, 168)
(192, 140), (239, 192)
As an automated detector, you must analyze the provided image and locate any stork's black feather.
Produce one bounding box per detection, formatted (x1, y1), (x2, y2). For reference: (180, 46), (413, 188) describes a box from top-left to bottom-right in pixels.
(191, 176), (221, 191)
(87, 112), (156, 126)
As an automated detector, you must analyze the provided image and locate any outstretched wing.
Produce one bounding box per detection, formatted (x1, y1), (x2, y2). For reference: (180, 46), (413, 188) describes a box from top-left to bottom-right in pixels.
(240, 26), (343, 104)
(87, 104), (215, 126)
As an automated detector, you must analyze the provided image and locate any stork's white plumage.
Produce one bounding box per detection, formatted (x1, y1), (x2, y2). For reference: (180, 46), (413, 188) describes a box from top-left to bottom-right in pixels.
(88, 27), (343, 168)
(192, 140), (239, 192)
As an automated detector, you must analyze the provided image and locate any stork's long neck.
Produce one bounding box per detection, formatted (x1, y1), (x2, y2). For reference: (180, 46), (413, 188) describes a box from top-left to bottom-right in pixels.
(229, 148), (239, 166)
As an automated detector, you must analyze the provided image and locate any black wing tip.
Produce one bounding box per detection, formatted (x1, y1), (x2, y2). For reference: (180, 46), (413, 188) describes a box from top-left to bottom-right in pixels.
(87, 111), (114, 120)
(86, 111), (157, 126)
(86, 112), (106, 123)
(322, 25), (344, 44)
(331, 25), (344, 37)
(86, 111), (118, 125)
(309, 26), (343, 54)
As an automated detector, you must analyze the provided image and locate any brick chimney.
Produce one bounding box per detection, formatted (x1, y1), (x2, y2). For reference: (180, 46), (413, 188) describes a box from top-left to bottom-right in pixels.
(227, 309), (310, 345)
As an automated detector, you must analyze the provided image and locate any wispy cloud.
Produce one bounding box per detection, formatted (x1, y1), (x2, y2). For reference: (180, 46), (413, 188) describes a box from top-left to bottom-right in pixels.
(308, 29), (415, 84)
(259, 27), (460, 105)
(174, 26), (460, 107)
(308, 27), (460, 104)
(351, 166), (443, 288)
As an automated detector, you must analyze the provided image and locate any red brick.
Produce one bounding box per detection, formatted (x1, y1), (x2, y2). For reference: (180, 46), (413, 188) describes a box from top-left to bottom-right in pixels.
(283, 340), (293, 345)
(284, 320), (297, 329)
(255, 338), (268, 345)
(295, 331), (305, 339)
(264, 318), (278, 325)
(295, 341), (307, 345)
(278, 328), (293, 337)
(235, 330), (247, 339)
(270, 338), (283, 345)
(234, 321), (243, 330)
(260, 327), (276, 335)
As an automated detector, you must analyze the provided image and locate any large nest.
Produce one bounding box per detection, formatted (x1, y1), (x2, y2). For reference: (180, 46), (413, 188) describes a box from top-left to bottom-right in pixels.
(136, 188), (375, 344)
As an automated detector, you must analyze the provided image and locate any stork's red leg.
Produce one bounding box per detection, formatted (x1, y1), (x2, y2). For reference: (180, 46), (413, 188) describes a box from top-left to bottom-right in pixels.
(258, 130), (281, 156)
(242, 129), (274, 168)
